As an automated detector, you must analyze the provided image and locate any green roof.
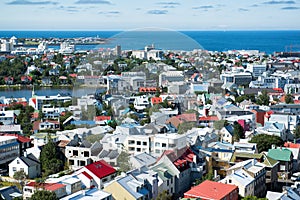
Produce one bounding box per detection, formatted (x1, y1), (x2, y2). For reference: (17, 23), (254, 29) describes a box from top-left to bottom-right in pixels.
(267, 148), (292, 162)
(231, 152), (279, 167)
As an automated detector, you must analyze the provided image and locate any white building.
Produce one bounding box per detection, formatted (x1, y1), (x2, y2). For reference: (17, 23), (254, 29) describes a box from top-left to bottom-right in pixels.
(247, 64), (267, 78)
(29, 94), (72, 110)
(159, 71), (184, 87)
(152, 134), (187, 158)
(125, 135), (151, 155)
(9, 153), (41, 179)
(0, 110), (15, 125)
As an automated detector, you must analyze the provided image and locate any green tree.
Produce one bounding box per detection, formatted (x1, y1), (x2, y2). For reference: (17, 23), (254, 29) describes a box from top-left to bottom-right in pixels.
(213, 120), (228, 130)
(257, 90), (270, 106)
(30, 190), (58, 200)
(242, 195), (268, 200)
(177, 122), (197, 134)
(156, 190), (172, 200)
(249, 134), (284, 153)
(293, 125), (300, 139)
(40, 134), (63, 176)
(13, 170), (27, 190)
(233, 121), (244, 142)
(117, 151), (132, 172)
(285, 94), (294, 104)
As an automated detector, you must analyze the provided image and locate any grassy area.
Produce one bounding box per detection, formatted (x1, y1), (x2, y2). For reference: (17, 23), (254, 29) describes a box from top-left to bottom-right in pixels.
(24, 41), (39, 45)
(0, 180), (22, 190)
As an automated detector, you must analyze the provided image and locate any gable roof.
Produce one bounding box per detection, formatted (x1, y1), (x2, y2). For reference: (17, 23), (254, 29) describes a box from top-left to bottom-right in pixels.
(267, 148), (293, 162)
(0, 186), (22, 200)
(19, 153), (40, 167)
(184, 180), (238, 199)
(85, 160), (116, 179)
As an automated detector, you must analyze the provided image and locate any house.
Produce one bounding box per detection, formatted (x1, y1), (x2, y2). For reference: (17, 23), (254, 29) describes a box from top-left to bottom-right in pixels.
(128, 168), (160, 200)
(156, 147), (205, 198)
(0, 133), (31, 156)
(0, 186), (22, 200)
(41, 77), (53, 85)
(220, 125), (234, 144)
(184, 180), (239, 200)
(9, 153), (41, 179)
(77, 160), (117, 189)
(23, 182), (67, 199)
(225, 159), (266, 197)
(20, 75), (32, 84)
(129, 152), (157, 169)
(220, 167), (255, 197)
(33, 120), (60, 133)
(4, 77), (14, 85)
(0, 110), (15, 125)
(151, 97), (162, 105)
(151, 161), (176, 195)
(60, 177), (82, 195)
(104, 174), (151, 200)
(256, 121), (287, 140)
(229, 152), (279, 190)
(65, 140), (102, 170)
(267, 148), (293, 178)
(61, 188), (112, 200)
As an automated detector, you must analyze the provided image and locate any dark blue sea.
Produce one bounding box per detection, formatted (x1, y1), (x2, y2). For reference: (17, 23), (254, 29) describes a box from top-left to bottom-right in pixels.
(0, 30), (300, 54)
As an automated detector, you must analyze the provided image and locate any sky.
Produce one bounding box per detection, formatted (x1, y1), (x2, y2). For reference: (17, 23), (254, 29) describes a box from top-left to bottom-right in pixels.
(1, 0), (300, 30)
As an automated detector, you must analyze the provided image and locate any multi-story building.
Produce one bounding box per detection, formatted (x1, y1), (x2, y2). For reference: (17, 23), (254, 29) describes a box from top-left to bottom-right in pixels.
(125, 135), (151, 155)
(159, 71), (184, 87)
(152, 133), (186, 158)
(0, 136), (19, 166)
(29, 94), (72, 110)
(220, 71), (252, 86)
(247, 64), (267, 78)
(0, 110), (15, 125)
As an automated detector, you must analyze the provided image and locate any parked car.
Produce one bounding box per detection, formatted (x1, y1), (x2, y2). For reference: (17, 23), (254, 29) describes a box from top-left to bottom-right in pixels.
(291, 172), (300, 181)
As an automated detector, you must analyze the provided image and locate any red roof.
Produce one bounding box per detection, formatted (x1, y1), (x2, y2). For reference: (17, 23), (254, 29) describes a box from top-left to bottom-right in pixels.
(82, 171), (93, 180)
(26, 182), (65, 192)
(45, 183), (66, 191)
(69, 74), (77, 78)
(85, 160), (116, 179)
(184, 180), (238, 199)
(94, 116), (111, 121)
(199, 116), (219, 121)
(176, 113), (197, 122)
(151, 97), (162, 105)
(0, 133), (31, 143)
(284, 142), (300, 149)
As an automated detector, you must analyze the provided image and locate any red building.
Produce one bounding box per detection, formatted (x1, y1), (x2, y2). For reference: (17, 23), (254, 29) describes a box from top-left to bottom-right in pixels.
(184, 180), (239, 200)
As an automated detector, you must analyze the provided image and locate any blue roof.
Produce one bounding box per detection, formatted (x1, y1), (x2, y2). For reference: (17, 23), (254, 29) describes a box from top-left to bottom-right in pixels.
(71, 120), (96, 125)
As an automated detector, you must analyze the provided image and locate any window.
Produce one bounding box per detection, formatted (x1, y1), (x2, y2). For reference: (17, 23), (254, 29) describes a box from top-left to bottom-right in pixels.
(162, 143), (167, 147)
(143, 142), (147, 146)
(137, 148), (141, 152)
(69, 160), (74, 165)
(84, 151), (89, 157)
(17, 160), (19, 164)
(229, 179), (232, 183)
(155, 142), (160, 147)
(20, 168), (24, 172)
(137, 141), (141, 145)
(73, 150), (78, 156)
(13, 167), (16, 171)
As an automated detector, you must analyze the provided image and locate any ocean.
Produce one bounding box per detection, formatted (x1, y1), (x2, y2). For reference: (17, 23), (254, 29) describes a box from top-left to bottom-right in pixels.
(0, 30), (300, 54)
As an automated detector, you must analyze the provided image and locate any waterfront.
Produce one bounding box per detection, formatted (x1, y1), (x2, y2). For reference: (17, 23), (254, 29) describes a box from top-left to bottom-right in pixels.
(1, 30), (300, 54)
(0, 87), (105, 100)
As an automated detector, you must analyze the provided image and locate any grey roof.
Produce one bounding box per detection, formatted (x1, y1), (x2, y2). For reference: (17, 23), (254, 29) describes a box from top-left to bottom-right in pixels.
(80, 140), (92, 148)
(116, 175), (148, 199)
(98, 150), (119, 159)
(20, 153), (40, 167)
(132, 153), (156, 167)
(0, 186), (22, 200)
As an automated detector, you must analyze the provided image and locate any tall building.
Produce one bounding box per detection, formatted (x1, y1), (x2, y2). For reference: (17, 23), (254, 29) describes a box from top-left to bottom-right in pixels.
(115, 45), (121, 56)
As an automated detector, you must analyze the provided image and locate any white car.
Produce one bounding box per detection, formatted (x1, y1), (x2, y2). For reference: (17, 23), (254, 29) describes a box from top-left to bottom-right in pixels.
(291, 172), (300, 181)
